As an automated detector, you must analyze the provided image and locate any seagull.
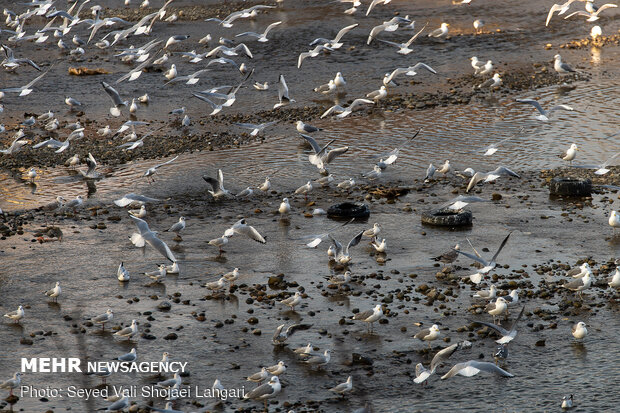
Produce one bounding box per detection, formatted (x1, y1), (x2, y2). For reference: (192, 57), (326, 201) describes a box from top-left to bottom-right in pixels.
(384, 62), (437, 85)
(470, 306), (525, 344)
(4, 305), (24, 323)
(0, 373), (22, 396)
(208, 234), (230, 254)
(329, 271), (352, 288)
(367, 85), (387, 102)
(476, 60), (493, 75)
(114, 193), (160, 207)
(247, 367), (269, 385)
(223, 268), (239, 286)
(474, 285), (497, 299)
(414, 340), (472, 384)
(329, 376), (353, 397)
(236, 21), (282, 42)
(564, 2), (617, 21)
(272, 323), (311, 345)
(274, 74), (295, 109)
(129, 216), (177, 262)
(353, 304), (383, 332)
(143, 155), (179, 181)
(302, 349), (331, 368)
(366, 0), (392, 16)
(376, 23), (426, 54)
(611, 212), (620, 236)
(0, 135), (29, 155)
(367, 16), (412, 45)
(116, 348), (137, 362)
(163, 69), (210, 86)
(97, 396), (129, 411)
(244, 376), (281, 410)
(560, 143), (579, 165)
(204, 43), (254, 60)
(145, 264), (167, 283)
(101, 81), (127, 117)
(113, 319), (138, 340)
(91, 309), (113, 330)
(0, 68), (48, 96)
(546, 0), (579, 26)
(203, 169), (234, 199)
(233, 121), (277, 136)
(477, 73), (502, 89)
(562, 394), (574, 410)
(165, 216), (186, 239)
(79, 153), (100, 179)
(266, 361), (286, 376)
(298, 44), (334, 69)
(554, 54), (576, 75)
(414, 324), (440, 348)
(205, 277), (226, 294)
(253, 81), (269, 90)
(454, 232), (512, 274)
(464, 171), (501, 192)
(309, 23), (358, 49)
(299, 134), (349, 173)
(279, 198), (291, 215)
(572, 321), (587, 339)
(371, 238), (387, 253)
(117, 262), (130, 282)
(280, 292), (302, 311)
(149, 402), (183, 413)
(164, 34), (190, 48)
(563, 270), (592, 298)
(473, 19), (485, 33)
(225, 218), (266, 243)
(428, 23), (449, 38)
(44, 281), (61, 302)
(573, 151), (620, 175)
(1, 44), (41, 71)
(157, 372), (181, 389)
(515, 98), (574, 121)
(441, 360), (514, 379)
(192, 93), (225, 115)
(439, 195), (487, 211)
(296, 120), (322, 134)
(321, 98), (374, 118)
(607, 267), (620, 288)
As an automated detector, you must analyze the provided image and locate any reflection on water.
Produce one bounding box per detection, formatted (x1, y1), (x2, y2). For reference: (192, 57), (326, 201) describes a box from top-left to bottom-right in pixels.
(2, 73), (619, 212)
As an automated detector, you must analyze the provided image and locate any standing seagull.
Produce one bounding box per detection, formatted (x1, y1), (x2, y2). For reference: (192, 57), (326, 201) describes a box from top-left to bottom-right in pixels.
(0, 373), (22, 396)
(329, 376), (353, 397)
(414, 324), (440, 348)
(353, 304), (383, 332)
(554, 54), (576, 75)
(244, 376), (281, 411)
(3, 306), (24, 323)
(44, 282), (62, 302)
(296, 121), (321, 134)
(165, 216), (186, 241)
(559, 143), (578, 166)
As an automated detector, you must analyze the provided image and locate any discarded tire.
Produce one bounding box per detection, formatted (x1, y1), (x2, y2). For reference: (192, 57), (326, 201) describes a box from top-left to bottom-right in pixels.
(421, 208), (473, 227)
(549, 177), (591, 197)
(327, 202), (370, 220)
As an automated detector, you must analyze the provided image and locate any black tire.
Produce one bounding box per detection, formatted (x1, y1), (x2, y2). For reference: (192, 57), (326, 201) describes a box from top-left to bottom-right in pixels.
(549, 177), (591, 197)
(327, 202), (370, 220)
(421, 208), (473, 227)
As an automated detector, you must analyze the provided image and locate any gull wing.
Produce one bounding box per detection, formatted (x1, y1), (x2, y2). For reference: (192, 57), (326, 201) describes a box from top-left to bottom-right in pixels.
(515, 98), (545, 115)
(153, 155), (179, 169)
(430, 340), (471, 372)
(490, 232), (512, 263)
(101, 81), (125, 106)
(263, 21), (282, 36)
(299, 133), (322, 154)
(454, 248), (489, 267)
(346, 230), (364, 251)
(332, 23), (358, 42)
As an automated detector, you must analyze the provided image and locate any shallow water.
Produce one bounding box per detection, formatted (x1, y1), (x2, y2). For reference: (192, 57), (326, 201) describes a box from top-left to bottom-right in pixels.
(2, 0), (620, 412)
